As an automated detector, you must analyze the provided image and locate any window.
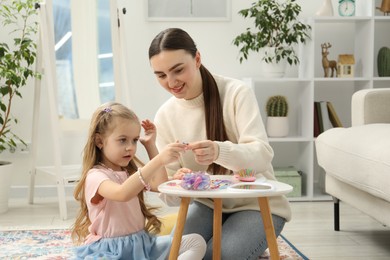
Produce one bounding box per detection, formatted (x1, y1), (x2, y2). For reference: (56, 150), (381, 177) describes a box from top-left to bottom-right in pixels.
(52, 0), (77, 118)
(97, 0), (115, 104)
(52, 0), (115, 119)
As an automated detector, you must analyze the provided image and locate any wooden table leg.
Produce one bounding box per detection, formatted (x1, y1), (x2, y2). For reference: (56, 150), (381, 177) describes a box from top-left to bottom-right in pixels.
(213, 198), (222, 260)
(169, 197), (191, 260)
(258, 197), (280, 260)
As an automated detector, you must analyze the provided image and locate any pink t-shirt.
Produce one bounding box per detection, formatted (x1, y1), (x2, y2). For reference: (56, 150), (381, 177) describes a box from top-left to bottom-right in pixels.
(84, 166), (145, 244)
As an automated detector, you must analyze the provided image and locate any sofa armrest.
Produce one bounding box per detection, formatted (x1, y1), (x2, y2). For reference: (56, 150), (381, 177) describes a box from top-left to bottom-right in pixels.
(352, 88), (390, 126)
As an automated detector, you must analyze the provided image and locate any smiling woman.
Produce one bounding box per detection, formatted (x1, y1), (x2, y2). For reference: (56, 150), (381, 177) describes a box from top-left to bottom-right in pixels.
(148, 28), (291, 260)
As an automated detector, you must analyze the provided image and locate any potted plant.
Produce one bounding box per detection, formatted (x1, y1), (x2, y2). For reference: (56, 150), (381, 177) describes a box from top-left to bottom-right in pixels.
(233, 0), (311, 77)
(0, 0), (40, 213)
(265, 95), (289, 137)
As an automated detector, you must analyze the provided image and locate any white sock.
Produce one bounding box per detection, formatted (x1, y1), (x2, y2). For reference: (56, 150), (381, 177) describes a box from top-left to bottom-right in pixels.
(177, 233), (206, 260)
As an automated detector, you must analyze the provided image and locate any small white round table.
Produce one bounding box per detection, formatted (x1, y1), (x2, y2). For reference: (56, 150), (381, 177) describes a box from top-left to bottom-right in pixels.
(158, 176), (292, 260)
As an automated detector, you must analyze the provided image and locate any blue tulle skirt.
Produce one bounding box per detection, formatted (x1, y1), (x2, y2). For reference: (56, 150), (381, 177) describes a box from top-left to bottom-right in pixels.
(74, 230), (172, 260)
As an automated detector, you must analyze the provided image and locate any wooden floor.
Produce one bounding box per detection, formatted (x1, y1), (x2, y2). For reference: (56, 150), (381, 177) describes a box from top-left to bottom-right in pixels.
(281, 201), (390, 260)
(1, 195), (389, 260)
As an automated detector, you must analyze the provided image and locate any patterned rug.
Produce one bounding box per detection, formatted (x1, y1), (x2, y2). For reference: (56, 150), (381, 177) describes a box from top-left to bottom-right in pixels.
(0, 229), (308, 259)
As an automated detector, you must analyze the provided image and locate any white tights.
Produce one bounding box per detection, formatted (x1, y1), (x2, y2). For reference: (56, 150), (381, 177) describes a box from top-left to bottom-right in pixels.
(177, 233), (206, 260)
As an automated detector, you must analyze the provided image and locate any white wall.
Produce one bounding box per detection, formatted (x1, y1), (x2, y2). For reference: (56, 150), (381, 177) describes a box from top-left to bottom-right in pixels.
(1, 0), (327, 195)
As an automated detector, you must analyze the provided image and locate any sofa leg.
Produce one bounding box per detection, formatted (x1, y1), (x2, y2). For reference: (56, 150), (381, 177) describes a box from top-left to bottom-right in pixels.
(333, 197), (340, 231)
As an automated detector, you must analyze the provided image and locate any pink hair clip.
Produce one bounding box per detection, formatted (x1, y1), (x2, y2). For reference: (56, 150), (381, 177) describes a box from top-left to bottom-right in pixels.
(103, 107), (112, 113)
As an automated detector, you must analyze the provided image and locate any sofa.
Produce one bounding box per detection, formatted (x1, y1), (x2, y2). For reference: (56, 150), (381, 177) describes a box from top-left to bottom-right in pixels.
(315, 88), (390, 231)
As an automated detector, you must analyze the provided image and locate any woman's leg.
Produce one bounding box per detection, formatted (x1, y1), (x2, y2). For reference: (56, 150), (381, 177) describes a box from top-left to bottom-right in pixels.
(178, 234), (207, 260)
(182, 201), (214, 242)
(204, 210), (285, 260)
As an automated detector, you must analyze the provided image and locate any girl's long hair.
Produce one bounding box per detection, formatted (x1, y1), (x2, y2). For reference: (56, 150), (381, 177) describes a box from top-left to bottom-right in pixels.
(149, 28), (229, 175)
(71, 102), (162, 245)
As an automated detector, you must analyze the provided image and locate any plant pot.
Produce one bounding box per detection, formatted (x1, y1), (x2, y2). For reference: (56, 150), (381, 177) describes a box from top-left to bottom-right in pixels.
(0, 161), (12, 214)
(266, 117), (289, 137)
(260, 61), (287, 78)
(259, 47), (287, 78)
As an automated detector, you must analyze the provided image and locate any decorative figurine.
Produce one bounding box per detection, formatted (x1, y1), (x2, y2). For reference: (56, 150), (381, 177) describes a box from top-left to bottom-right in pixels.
(377, 0), (390, 15)
(337, 54), (355, 78)
(321, 43), (337, 78)
(316, 0), (334, 16)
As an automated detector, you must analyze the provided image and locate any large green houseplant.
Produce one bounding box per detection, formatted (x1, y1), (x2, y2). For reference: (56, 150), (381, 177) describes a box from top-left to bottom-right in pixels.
(0, 0), (40, 213)
(0, 0), (40, 153)
(233, 0), (311, 66)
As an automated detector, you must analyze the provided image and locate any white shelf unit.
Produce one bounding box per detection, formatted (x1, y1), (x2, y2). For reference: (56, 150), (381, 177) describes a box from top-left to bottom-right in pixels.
(244, 0), (390, 201)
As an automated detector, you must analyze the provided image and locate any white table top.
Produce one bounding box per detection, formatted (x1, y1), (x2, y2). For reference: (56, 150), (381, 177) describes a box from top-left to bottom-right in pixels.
(158, 175), (293, 199)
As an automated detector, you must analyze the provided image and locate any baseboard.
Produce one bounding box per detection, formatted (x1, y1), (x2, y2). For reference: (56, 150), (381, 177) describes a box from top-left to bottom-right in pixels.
(9, 185), (75, 199)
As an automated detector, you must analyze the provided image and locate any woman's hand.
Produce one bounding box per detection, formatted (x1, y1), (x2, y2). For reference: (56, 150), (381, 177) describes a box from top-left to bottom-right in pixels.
(173, 167), (192, 180)
(140, 119), (156, 146)
(187, 140), (219, 165)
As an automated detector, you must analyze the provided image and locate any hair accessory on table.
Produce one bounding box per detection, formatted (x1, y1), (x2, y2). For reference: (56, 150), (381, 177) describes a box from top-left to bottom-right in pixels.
(180, 171), (210, 190)
(210, 179), (232, 189)
(102, 107), (112, 113)
(235, 169), (256, 182)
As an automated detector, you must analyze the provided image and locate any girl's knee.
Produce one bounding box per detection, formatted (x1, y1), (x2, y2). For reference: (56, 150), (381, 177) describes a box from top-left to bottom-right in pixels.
(179, 233), (207, 259)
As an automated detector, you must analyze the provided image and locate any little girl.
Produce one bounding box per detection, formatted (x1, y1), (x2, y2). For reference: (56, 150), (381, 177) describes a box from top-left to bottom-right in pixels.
(71, 102), (206, 259)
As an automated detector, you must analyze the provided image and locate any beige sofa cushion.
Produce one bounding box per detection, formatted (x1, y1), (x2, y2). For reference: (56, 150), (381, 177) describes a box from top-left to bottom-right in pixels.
(316, 124), (390, 202)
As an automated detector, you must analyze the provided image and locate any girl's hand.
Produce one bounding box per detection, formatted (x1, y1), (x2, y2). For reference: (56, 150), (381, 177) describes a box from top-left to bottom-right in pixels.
(187, 140), (219, 165)
(173, 167), (192, 180)
(140, 119), (156, 146)
(158, 142), (187, 165)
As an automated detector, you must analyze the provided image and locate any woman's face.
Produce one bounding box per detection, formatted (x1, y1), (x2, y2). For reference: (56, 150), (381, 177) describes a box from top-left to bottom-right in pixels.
(150, 49), (202, 100)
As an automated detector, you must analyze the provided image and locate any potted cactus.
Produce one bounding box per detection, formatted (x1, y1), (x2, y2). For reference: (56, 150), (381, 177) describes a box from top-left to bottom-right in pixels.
(265, 95), (289, 137)
(377, 46), (390, 77)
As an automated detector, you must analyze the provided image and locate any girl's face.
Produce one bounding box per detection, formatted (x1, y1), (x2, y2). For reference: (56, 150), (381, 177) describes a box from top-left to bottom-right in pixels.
(98, 117), (141, 171)
(150, 49), (203, 100)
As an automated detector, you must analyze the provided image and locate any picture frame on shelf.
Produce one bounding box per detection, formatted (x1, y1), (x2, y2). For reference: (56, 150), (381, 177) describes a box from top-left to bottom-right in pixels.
(146, 0), (231, 21)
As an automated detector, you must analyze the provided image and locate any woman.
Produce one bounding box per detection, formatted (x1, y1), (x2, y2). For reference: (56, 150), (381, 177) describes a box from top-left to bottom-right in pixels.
(148, 28), (291, 260)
